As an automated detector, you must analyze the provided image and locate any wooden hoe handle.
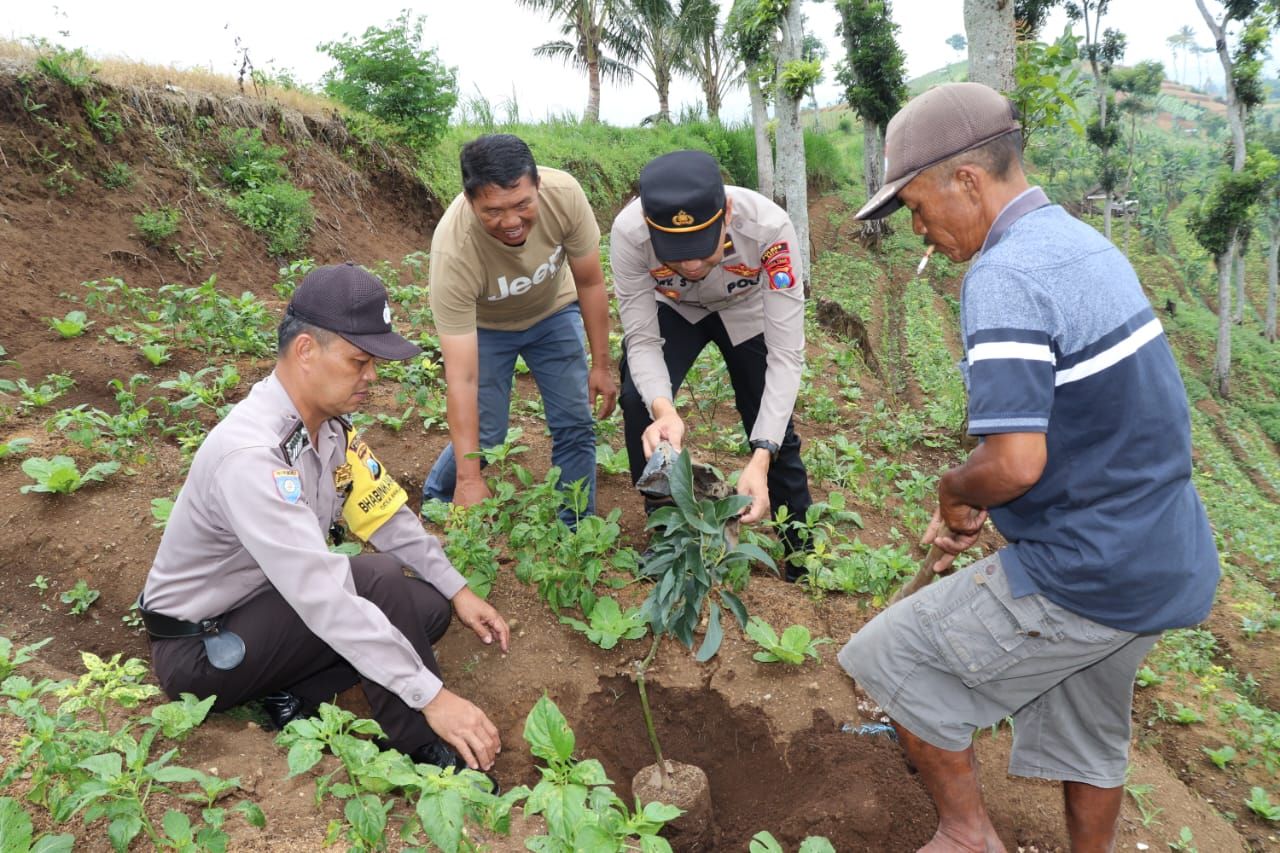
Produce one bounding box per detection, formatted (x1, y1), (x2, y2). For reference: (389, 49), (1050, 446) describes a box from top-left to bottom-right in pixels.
(888, 544), (950, 605)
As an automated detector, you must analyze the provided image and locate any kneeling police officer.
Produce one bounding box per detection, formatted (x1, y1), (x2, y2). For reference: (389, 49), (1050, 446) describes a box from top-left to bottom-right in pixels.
(140, 262), (509, 772)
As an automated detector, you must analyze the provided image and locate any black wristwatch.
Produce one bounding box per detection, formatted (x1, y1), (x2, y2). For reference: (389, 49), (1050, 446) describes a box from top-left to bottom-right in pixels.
(749, 439), (780, 459)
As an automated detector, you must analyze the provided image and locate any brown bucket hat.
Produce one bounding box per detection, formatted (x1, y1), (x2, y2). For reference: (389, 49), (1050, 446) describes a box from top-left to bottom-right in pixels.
(854, 82), (1022, 221)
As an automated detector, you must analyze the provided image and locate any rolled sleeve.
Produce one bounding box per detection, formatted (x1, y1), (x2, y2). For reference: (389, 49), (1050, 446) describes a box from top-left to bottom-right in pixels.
(212, 448), (443, 708)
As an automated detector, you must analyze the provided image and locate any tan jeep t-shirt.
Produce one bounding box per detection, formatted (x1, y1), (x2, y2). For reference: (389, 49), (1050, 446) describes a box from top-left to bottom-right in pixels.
(429, 167), (601, 334)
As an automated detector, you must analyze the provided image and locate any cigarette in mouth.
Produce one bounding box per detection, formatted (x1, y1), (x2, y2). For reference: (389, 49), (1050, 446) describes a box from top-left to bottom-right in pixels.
(916, 245), (935, 276)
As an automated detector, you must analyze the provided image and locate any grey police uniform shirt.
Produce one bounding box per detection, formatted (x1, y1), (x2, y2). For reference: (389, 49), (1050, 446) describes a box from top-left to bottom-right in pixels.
(611, 185), (806, 447)
(142, 372), (467, 710)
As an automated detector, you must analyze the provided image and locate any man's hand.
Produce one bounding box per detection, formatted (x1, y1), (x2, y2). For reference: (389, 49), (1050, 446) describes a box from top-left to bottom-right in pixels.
(939, 489), (987, 538)
(589, 364), (618, 419)
(643, 400), (685, 456)
(421, 689), (501, 770)
(736, 450), (772, 524)
(921, 507), (988, 574)
(454, 476), (492, 508)
(452, 587), (511, 653)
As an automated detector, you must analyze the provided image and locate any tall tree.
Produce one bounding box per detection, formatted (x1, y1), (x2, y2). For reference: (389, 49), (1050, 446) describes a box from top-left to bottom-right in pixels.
(836, 0), (908, 242)
(773, 0), (816, 286)
(725, 0), (777, 200)
(965, 0), (1016, 91)
(1065, 0), (1125, 240)
(1110, 60), (1164, 258)
(1261, 129), (1280, 343)
(681, 0), (742, 122)
(1191, 0), (1275, 394)
(802, 32), (828, 125)
(1015, 0), (1064, 38)
(1167, 25), (1197, 84)
(518, 0), (636, 123)
(626, 0), (686, 123)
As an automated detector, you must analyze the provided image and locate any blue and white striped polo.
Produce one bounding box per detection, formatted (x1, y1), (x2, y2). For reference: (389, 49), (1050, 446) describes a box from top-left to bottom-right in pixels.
(959, 193), (1219, 633)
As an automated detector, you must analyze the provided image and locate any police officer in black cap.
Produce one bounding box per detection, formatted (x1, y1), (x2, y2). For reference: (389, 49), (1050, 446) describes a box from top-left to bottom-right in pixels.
(611, 151), (813, 578)
(140, 262), (510, 772)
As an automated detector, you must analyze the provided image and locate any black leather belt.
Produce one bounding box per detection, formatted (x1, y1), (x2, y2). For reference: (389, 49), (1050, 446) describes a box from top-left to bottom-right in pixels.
(139, 607), (218, 639)
(137, 596), (246, 670)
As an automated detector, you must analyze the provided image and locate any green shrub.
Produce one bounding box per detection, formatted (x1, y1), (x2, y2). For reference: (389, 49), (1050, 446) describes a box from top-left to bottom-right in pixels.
(32, 41), (96, 88)
(134, 206), (181, 247)
(101, 162), (133, 189)
(319, 10), (458, 151)
(228, 182), (314, 255)
(220, 128), (288, 190)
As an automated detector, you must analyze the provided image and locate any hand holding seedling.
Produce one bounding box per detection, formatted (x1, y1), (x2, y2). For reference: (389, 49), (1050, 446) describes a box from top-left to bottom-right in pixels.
(736, 452), (771, 523)
(422, 688), (501, 770)
(452, 587), (510, 652)
(642, 398), (685, 456)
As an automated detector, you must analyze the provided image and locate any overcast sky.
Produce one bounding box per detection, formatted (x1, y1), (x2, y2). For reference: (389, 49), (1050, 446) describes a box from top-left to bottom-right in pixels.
(6, 1), (1276, 126)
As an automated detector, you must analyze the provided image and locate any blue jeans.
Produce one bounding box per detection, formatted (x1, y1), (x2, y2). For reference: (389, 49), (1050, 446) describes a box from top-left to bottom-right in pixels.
(424, 303), (596, 524)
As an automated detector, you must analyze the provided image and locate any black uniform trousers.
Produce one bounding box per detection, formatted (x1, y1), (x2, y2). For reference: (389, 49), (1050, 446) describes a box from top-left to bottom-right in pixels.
(149, 554), (451, 754)
(618, 302), (813, 535)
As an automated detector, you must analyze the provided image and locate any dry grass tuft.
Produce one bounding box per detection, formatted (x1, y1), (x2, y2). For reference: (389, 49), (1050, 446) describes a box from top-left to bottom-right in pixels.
(0, 38), (339, 116)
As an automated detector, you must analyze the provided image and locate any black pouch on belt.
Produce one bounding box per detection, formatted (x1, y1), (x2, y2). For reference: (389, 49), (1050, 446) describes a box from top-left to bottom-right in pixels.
(137, 596), (246, 671)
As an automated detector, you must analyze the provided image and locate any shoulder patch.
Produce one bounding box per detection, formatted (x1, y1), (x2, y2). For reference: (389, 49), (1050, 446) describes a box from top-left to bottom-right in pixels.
(274, 469), (303, 504)
(761, 241), (796, 290)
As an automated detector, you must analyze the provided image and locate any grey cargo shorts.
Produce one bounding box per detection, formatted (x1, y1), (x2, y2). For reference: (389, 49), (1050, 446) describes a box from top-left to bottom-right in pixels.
(839, 552), (1159, 787)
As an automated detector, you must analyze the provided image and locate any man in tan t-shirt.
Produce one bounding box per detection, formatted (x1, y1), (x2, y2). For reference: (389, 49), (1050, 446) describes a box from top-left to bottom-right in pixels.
(424, 134), (616, 525)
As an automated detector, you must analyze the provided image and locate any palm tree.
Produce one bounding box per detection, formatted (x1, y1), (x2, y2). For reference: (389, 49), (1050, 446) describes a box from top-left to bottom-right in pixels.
(518, 0), (638, 122)
(625, 0), (686, 123)
(1166, 25), (1195, 84)
(680, 0), (742, 122)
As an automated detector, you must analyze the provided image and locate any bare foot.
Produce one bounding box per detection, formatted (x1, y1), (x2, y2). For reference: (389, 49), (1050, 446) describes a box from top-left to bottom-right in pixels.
(917, 825), (1007, 852)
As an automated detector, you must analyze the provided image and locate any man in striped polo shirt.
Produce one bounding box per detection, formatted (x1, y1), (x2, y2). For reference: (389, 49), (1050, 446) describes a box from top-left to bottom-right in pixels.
(838, 83), (1219, 852)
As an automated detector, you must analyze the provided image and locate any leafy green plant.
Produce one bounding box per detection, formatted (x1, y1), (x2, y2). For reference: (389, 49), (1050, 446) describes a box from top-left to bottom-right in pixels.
(20, 456), (120, 494)
(595, 443), (631, 476)
(100, 162), (133, 189)
(29, 574), (50, 595)
(1246, 786), (1280, 821)
(750, 831), (837, 853)
(1, 437), (34, 458)
(83, 96), (122, 142)
(59, 580), (100, 617)
(523, 695), (679, 852)
(1169, 825), (1199, 852)
(744, 617), (830, 665)
(1135, 666), (1165, 688)
(1203, 744), (1237, 769)
(46, 311), (92, 339)
(133, 206), (181, 248)
(561, 597), (647, 650)
(0, 373), (76, 411)
(1171, 702), (1204, 725)
(151, 497), (174, 529)
(277, 702), (520, 851)
(0, 636), (51, 680)
(140, 342), (170, 366)
(1125, 779), (1163, 828)
(32, 41), (97, 88)
(226, 182), (314, 255)
(0, 796), (74, 852)
(219, 127), (288, 191)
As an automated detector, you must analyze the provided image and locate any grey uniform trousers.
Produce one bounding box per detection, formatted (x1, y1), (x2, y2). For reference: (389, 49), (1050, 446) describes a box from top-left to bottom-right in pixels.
(149, 553), (452, 754)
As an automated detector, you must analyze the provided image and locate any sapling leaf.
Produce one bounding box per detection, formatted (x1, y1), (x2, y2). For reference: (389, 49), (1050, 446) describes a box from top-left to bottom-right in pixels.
(669, 449), (695, 512)
(695, 601), (723, 662)
(560, 596), (647, 649)
(799, 837), (838, 853)
(750, 831), (786, 853)
(415, 787), (465, 853)
(640, 835), (675, 853)
(232, 800), (267, 828)
(0, 797), (35, 850)
(525, 694), (576, 764)
(721, 590), (748, 629)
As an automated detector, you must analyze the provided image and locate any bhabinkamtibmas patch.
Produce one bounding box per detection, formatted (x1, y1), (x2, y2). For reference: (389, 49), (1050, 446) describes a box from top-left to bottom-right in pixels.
(341, 432), (406, 541)
(761, 241), (796, 290)
(274, 469), (302, 504)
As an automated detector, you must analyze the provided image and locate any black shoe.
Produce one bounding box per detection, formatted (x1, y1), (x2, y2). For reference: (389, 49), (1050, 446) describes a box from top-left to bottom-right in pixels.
(259, 691), (316, 731)
(409, 741), (501, 794)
